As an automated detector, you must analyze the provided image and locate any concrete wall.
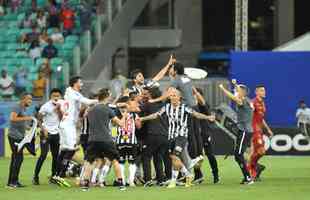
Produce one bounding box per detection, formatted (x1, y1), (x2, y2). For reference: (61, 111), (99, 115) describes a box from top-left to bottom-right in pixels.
(145, 0), (202, 77)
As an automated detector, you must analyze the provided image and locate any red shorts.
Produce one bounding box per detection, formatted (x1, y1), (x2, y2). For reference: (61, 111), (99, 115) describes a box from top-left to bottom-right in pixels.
(252, 132), (265, 150)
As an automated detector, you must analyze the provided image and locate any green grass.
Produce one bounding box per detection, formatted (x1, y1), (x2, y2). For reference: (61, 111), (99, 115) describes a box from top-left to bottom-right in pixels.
(0, 156), (309, 200)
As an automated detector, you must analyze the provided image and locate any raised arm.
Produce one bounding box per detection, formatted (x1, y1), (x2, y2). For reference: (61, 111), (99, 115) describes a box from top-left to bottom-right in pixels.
(219, 84), (243, 105)
(152, 55), (176, 82)
(193, 87), (206, 105)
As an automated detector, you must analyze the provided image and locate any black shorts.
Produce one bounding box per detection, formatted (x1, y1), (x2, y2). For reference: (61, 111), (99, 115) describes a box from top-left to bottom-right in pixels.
(117, 144), (138, 163)
(86, 141), (119, 163)
(168, 136), (187, 157)
(234, 130), (252, 156)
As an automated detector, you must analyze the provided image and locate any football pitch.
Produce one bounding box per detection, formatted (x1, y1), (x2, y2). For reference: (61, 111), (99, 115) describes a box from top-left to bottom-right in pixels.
(0, 156), (309, 200)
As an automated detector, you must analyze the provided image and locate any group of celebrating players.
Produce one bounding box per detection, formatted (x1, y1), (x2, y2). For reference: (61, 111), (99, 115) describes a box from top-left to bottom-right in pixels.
(7, 56), (273, 191)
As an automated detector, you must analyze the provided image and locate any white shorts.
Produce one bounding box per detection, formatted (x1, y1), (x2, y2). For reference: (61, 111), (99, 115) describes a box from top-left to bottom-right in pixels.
(59, 122), (77, 150)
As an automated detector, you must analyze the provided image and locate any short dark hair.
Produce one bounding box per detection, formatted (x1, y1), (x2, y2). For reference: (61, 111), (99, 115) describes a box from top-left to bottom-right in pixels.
(300, 100), (305, 105)
(147, 87), (162, 99)
(239, 84), (249, 95)
(256, 84), (265, 89)
(129, 91), (138, 100)
(50, 88), (62, 96)
(69, 76), (81, 87)
(20, 92), (32, 99)
(97, 88), (110, 101)
(172, 62), (184, 75)
(117, 96), (130, 103)
(130, 69), (143, 80)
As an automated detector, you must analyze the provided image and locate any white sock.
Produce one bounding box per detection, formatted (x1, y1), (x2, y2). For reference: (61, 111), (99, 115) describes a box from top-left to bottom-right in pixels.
(79, 166), (85, 181)
(91, 168), (99, 184)
(99, 165), (110, 183)
(128, 164), (137, 184)
(135, 165), (142, 177)
(119, 164), (126, 185)
(171, 169), (179, 181)
(180, 166), (191, 177)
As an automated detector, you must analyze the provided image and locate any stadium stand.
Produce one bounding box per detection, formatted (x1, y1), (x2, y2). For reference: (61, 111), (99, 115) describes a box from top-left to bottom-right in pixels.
(0, 0), (103, 100)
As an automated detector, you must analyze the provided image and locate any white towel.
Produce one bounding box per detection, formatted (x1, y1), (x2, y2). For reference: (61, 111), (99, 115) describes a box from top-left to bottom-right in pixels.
(15, 117), (38, 152)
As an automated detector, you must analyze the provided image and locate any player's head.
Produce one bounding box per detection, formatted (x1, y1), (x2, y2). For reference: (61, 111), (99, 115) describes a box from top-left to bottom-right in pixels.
(69, 76), (83, 91)
(20, 92), (33, 107)
(147, 87), (162, 99)
(131, 69), (144, 85)
(97, 88), (111, 102)
(255, 84), (266, 99)
(299, 100), (307, 109)
(117, 96), (129, 114)
(236, 84), (248, 98)
(169, 62), (184, 78)
(49, 88), (62, 102)
(1, 69), (7, 78)
(169, 88), (182, 104)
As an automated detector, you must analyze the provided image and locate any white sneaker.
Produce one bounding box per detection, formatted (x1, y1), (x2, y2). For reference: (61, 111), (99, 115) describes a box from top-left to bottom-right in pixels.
(189, 155), (204, 169)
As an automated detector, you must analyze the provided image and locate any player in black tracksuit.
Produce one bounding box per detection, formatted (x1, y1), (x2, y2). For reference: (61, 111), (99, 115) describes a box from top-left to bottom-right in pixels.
(194, 88), (219, 184)
(142, 87), (172, 186)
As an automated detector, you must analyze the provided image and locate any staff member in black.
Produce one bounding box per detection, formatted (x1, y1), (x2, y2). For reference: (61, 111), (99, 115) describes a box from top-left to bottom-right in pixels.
(142, 86), (171, 186)
(193, 88), (219, 184)
(7, 93), (33, 188)
(32, 88), (63, 185)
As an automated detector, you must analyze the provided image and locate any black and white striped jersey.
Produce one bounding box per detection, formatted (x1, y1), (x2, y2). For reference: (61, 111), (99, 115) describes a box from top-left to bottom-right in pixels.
(158, 103), (194, 140)
(116, 113), (138, 145)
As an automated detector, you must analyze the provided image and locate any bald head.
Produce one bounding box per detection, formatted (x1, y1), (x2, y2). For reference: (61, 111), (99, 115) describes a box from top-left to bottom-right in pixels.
(169, 88), (182, 105)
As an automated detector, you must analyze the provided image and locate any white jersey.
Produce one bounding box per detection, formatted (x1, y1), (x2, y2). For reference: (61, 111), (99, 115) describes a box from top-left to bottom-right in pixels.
(60, 87), (98, 125)
(296, 108), (310, 125)
(39, 100), (62, 135)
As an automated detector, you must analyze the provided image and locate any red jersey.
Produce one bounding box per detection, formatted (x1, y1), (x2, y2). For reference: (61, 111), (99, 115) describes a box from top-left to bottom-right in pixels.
(252, 97), (266, 134)
(61, 9), (75, 29)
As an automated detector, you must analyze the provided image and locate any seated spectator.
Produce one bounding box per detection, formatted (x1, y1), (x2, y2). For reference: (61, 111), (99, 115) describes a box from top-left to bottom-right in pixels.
(10, 0), (21, 13)
(22, 26), (40, 43)
(0, 69), (14, 100)
(47, 1), (60, 28)
(39, 58), (52, 79)
(60, 5), (75, 36)
(50, 27), (64, 43)
(32, 72), (46, 99)
(61, 0), (69, 9)
(31, 0), (37, 12)
(37, 9), (47, 30)
(28, 40), (42, 61)
(14, 67), (28, 97)
(79, 2), (92, 32)
(42, 38), (58, 59)
(20, 12), (34, 28)
(39, 28), (49, 45)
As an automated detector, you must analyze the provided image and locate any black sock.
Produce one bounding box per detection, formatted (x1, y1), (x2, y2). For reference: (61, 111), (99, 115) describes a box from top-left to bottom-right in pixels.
(194, 168), (203, 179)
